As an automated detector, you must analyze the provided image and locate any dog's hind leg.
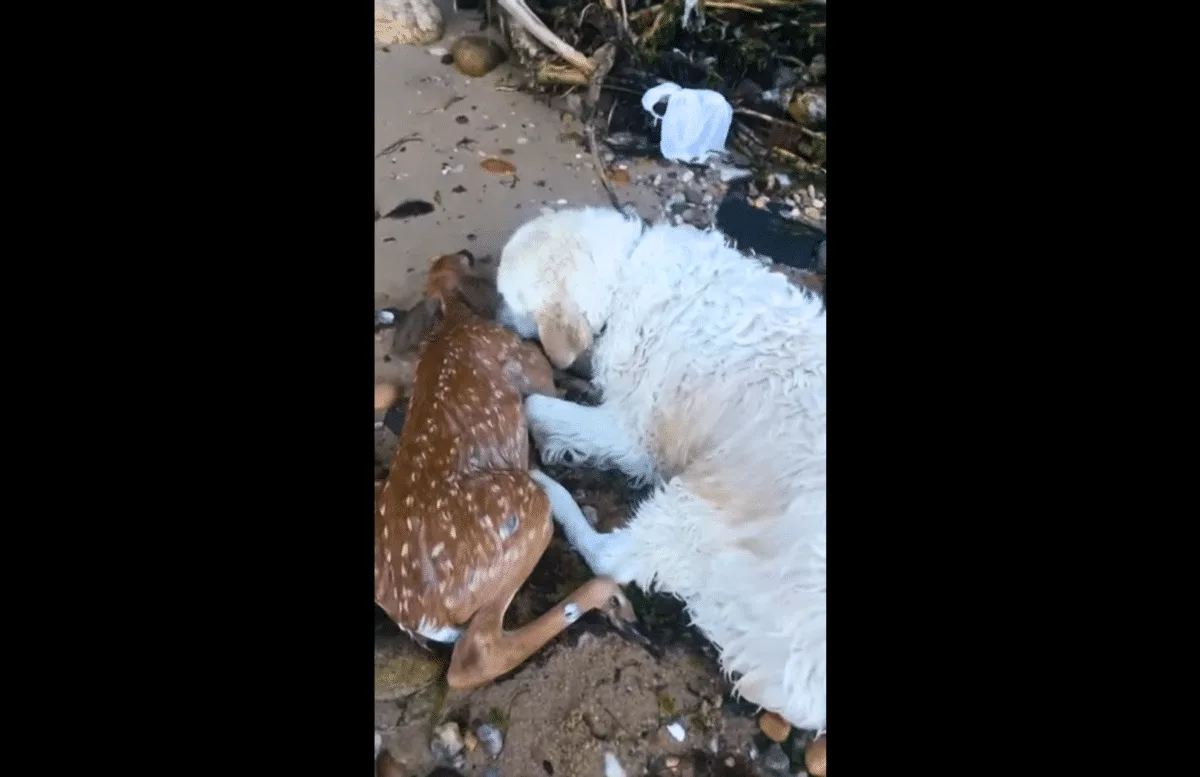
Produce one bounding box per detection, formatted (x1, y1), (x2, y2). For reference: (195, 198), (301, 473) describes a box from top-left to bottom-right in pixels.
(525, 395), (654, 484)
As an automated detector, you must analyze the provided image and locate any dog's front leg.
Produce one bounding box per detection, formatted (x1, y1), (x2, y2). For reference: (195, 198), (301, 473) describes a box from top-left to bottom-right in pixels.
(529, 469), (632, 582)
(525, 395), (654, 485)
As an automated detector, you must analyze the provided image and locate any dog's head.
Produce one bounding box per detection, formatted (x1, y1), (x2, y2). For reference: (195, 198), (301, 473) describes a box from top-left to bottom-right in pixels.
(495, 207), (644, 370)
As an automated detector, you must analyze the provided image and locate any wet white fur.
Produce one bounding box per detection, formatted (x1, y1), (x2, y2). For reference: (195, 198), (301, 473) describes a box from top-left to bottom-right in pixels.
(498, 207), (826, 730)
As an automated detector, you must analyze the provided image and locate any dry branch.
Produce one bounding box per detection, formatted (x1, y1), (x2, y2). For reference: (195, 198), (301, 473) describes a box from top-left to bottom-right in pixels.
(496, 0), (595, 76)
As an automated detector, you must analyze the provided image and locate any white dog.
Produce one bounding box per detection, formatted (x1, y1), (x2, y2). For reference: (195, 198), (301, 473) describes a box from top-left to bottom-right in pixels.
(495, 206), (826, 732)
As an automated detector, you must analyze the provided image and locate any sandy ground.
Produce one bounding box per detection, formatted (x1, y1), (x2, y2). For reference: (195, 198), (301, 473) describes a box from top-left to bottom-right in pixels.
(374, 8), (664, 311)
(374, 8), (822, 775)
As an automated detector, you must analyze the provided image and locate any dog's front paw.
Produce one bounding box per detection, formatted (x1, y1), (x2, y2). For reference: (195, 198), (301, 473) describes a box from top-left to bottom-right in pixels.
(536, 436), (588, 468)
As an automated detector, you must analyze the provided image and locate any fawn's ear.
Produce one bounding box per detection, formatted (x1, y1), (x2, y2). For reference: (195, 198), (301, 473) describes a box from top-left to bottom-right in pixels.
(457, 275), (501, 320)
(390, 297), (442, 356)
(536, 302), (592, 370)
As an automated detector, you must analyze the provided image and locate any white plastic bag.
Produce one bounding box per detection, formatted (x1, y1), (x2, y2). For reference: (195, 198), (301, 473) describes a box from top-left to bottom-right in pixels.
(641, 81), (733, 163)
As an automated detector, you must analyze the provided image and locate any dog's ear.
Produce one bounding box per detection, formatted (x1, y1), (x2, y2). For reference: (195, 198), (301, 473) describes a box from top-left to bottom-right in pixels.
(456, 275), (500, 320)
(536, 303), (592, 370)
(390, 297), (442, 356)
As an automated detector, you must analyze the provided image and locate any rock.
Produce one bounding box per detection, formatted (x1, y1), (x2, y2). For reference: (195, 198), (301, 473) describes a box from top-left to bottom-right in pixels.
(680, 208), (697, 224)
(713, 164), (753, 183)
(786, 91), (826, 127)
(375, 635), (444, 701)
(604, 752), (627, 777)
(451, 35), (506, 77)
(680, 170), (695, 184)
(758, 711), (791, 743)
(375, 0), (444, 46)
(666, 722), (686, 741)
(431, 722), (464, 763)
(375, 701), (403, 730)
(804, 735), (826, 777)
(463, 730), (479, 752)
(483, 767), (502, 777)
(684, 186), (705, 205)
(584, 710), (611, 739)
(377, 751), (405, 777)
(666, 192), (687, 211)
(803, 207), (821, 221)
(762, 743), (789, 774)
(809, 54), (827, 81)
(475, 723), (504, 756)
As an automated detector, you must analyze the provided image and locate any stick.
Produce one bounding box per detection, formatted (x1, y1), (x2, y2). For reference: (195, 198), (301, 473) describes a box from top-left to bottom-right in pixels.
(375, 134), (422, 159)
(536, 63), (591, 85)
(495, 0), (595, 75)
(706, 2), (763, 11)
(586, 124), (621, 211)
(734, 107), (825, 139)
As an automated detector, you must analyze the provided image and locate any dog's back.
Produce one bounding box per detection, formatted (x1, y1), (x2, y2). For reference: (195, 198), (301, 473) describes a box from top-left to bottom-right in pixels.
(497, 209), (827, 729)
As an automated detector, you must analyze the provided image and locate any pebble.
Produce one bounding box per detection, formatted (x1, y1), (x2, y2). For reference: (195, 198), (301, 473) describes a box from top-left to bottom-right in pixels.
(715, 165), (753, 183)
(476, 723), (504, 757)
(803, 207), (822, 220)
(762, 743), (790, 774)
(808, 184), (816, 199)
(812, 198), (825, 209)
(428, 46), (449, 56)
(666, 192), (687, 209)
(375, 732), (382, 758)
(604, 752), (627, 777)
(666, 722), (686, 741)
(556, 199), (568, 205)
(463, 730), (479, 752)
(484, 767), (502, 777)
(584, 709), (611, 738)
(680, 169), (695, 183)
(431, 722), (465, 762)
(517, 137), (529, 144)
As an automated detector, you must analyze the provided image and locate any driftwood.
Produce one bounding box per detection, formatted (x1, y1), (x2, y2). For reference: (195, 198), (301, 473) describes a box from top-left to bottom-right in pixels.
(495, 0), (595, 75)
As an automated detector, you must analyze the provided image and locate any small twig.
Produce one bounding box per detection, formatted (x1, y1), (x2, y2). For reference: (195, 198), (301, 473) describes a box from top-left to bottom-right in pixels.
(640, 2), (671, 45)
(706, 2), (763, 11)
(537, 63), (591, 86)
(629, 3), (662, 21)
(375, 134), (422, 159)
(587, 124), (621, 211)
(734, 107), (825, 139)
(418, 95), (464, 116)
(770, 145), (827, 175)
(620, 0), (630, 34)
(577, 2), (600, 27)
(585, 43), (617, 118)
